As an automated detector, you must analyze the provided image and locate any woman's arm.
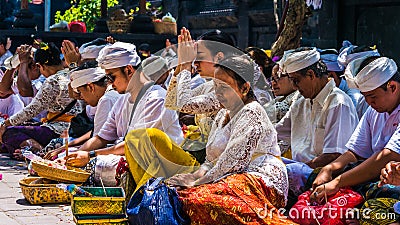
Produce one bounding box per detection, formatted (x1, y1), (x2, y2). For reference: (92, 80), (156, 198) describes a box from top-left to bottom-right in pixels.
(166, 70), (221, 114)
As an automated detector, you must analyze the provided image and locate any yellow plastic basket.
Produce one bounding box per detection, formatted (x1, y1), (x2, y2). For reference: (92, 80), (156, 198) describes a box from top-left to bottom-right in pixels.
(32, 161), (90, 183)
(72, 187), (126, 216)
(19, 177), (72, 204)
(74, 216), (128, 225)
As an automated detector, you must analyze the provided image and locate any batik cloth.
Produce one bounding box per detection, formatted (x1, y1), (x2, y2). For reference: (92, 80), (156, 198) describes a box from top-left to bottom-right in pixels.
(178, 173), (297, 225)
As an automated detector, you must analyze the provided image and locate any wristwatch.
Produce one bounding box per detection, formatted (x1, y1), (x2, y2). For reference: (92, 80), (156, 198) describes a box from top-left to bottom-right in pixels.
(89, 150), (96, 158)
(69, 62), (78, 69)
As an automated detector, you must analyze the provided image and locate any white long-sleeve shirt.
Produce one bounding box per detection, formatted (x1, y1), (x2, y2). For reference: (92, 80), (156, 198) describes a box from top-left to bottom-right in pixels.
(276, 80), (359, 163)
(98, 85), (183, 145)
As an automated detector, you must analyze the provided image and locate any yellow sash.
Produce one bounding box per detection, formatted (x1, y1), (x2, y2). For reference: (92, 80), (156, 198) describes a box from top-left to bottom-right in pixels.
(41, 112), (74, 123)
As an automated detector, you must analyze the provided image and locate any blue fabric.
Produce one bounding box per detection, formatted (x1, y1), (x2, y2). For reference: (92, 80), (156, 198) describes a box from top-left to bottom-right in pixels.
(283, 157), (314, 196)
(127, 177), (189, 225)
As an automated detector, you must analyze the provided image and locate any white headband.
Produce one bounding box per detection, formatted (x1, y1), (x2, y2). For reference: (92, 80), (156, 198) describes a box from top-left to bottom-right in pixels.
(320, 53), (342, 72)
(345, 57), (397, 92)
(97, 42), (141, 69)
(142, 56), (169, 81)
(281, 47), (320, 73)
(79, 44), (106, 60)
(70, 67), (106, 89)
(338, 46), (380, 70)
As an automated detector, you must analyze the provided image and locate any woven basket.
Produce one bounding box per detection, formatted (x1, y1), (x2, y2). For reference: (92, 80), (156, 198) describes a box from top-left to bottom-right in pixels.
(32, 161), (90, 183)
(107, 20), (131, 34)
(153, 21), (177, 35)
(19, 177), (72, 204)
(72, 187), (126, 216)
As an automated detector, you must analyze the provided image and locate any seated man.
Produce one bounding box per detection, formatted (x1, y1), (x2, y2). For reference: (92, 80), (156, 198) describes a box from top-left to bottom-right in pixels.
(311, 56), (400, 212)
(337, 41), (380, 118)
(65, 42), (184, 169)
(43, 61), (121, 159)
(320, 49), (364, 114)
(1, 45), (46, 119)
(0, 36), (12, 68)
(0, 70), (24, 117)
(276, 47), (358, 168)
(264, 63), (299, 125)
(275, 47), (359, 202)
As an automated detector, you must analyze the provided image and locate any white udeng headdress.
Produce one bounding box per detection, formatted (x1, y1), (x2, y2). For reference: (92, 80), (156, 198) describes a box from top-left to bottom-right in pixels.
(337, 41), (380, 70)
(70, 67), (106, 89)
(281, 47), (320, 73)
(344, 56), (397, 92)
(97, 42), (141, 69)
(320, 53), (342, 72)
(80, 44), (106, 60)
(141, 56), (169, 81)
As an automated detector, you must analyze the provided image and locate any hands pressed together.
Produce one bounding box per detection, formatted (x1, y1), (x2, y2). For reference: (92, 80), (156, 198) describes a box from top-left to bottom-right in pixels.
(177, 27), (196, 67)
(61, 40), (80, 66)
(17, 45), (33, 64)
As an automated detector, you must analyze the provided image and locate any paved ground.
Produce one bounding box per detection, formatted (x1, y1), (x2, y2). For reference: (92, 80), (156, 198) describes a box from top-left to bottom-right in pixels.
(0, 153), (73, 225)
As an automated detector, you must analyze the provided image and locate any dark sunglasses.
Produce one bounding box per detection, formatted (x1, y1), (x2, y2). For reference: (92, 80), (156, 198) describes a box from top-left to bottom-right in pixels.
(268, 73), (288, 83)
(105, 73), (116, 83)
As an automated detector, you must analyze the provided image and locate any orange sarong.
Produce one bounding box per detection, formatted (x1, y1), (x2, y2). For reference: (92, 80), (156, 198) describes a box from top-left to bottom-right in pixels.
(178, 173), (298, 225)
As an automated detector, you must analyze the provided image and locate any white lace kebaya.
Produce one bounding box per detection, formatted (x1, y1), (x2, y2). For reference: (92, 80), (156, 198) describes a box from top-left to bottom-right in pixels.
(8, 69), (81, 134)
(165, 69), (221, 136)
(198, 101), (289, 201)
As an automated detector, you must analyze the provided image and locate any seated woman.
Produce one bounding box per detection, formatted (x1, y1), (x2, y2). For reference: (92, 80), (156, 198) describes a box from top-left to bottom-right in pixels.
(165, 28), (242, 143)
(127, 55), (294, 224)
(0, 42), (81, 158)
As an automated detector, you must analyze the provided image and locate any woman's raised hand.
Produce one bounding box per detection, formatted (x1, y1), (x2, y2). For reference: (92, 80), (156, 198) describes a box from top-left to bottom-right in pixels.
(61, 40), (80, 66)
(17, 45), (32, 64)
(177, 27), (196, 66)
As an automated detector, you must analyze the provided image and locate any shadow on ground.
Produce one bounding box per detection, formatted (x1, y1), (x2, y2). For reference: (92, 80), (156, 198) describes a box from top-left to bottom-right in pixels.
(0, 153), (28, 171)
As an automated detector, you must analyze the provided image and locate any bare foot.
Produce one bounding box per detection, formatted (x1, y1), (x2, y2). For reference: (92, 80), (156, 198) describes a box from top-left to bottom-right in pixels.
(13, 149), (25, 161)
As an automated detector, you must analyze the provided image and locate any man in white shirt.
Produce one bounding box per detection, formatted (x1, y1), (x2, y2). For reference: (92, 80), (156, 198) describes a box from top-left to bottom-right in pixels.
(276, 47), (359, 168)
(65, 42), (183, 167)
(1, 45), (47, 120)
(337, 42), (381, 118)
(311, 56), (400, 204)
(0, 67), (24, 117)
(320, 49), (364, 116)
(0, 36), (12, 68)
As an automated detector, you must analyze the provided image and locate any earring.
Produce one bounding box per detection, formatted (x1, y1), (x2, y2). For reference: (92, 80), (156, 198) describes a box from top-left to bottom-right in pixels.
(242, 92), (247, 96)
